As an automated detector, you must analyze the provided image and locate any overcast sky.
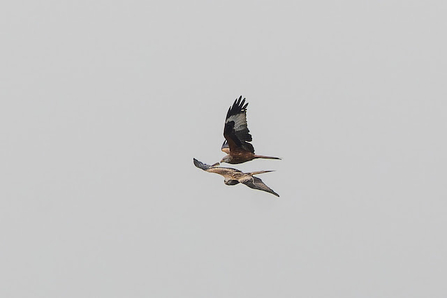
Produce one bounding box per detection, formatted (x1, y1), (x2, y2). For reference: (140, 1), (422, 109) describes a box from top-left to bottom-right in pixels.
(1, 1), (446, 297)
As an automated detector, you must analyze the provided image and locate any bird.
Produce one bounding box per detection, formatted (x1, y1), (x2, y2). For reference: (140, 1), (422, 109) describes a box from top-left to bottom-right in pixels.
(219, 96), (281, 164)
(193, 158), (279, 197)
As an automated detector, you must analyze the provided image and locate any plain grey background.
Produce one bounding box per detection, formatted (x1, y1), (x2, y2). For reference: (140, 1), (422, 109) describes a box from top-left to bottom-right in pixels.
(1, 1), (446, 297)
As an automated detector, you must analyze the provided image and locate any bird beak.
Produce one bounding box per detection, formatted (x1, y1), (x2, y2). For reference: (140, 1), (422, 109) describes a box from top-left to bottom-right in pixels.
(211, 162), (220, 167)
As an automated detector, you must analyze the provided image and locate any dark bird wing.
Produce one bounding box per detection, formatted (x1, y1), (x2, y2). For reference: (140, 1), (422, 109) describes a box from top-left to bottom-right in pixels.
(242, 176), (280, 197)
(193, 158), (212, 171)
(222, 96), (255, 154)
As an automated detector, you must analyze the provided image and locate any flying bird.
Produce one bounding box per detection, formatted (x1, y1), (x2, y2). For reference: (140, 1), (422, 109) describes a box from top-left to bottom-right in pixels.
(220, 96), (281, 164)
(193, 158), (279, 197)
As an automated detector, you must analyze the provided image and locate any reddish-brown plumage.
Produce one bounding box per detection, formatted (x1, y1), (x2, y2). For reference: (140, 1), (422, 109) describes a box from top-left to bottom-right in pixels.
(193, 158), (279, 197)
(219, 96), (281, 164)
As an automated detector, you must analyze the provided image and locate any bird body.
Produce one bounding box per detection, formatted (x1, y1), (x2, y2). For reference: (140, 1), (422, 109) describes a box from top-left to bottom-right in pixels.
(220, 148), (281, 164)
(220, 96), (281, 164)
(193, 158), (279, 197)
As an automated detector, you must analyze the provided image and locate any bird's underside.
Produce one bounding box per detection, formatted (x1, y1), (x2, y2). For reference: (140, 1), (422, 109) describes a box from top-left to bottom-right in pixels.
(220, 96), (280, 164)
(193, 158), (279, 197)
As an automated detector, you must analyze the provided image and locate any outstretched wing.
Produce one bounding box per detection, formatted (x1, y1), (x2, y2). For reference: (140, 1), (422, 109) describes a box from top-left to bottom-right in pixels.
(242, 176), (279, 197)
(193, 158), (212, 171)
(193, 158), (241, 176)
(222, 96), (255, 154)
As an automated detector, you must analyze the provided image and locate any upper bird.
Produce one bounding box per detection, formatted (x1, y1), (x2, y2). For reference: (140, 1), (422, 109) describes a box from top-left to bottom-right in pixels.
(220, 96), (281, 164)
(193, 158), (279, 197)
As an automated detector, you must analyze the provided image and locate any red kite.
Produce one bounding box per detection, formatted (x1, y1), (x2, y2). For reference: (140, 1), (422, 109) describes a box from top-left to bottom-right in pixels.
(220, 96), (281, 164)
(193, 158), (279, 197)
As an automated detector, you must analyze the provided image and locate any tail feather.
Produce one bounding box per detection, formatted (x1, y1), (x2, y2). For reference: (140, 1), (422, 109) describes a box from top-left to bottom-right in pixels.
(253, 155), (281, 160)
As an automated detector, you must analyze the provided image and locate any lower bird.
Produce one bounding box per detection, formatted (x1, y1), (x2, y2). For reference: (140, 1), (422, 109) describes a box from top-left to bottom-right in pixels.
(193, 158), (279, 197)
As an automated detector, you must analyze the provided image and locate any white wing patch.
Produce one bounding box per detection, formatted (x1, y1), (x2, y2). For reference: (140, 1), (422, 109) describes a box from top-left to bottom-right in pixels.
(226, 113), (247, 132)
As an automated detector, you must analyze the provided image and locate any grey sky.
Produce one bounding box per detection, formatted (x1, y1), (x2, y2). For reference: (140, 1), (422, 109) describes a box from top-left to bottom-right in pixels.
(1, 1), (446, 297)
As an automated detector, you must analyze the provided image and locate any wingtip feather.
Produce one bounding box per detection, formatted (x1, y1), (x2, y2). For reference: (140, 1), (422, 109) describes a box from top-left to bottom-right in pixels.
(193, 158), (211, 171)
